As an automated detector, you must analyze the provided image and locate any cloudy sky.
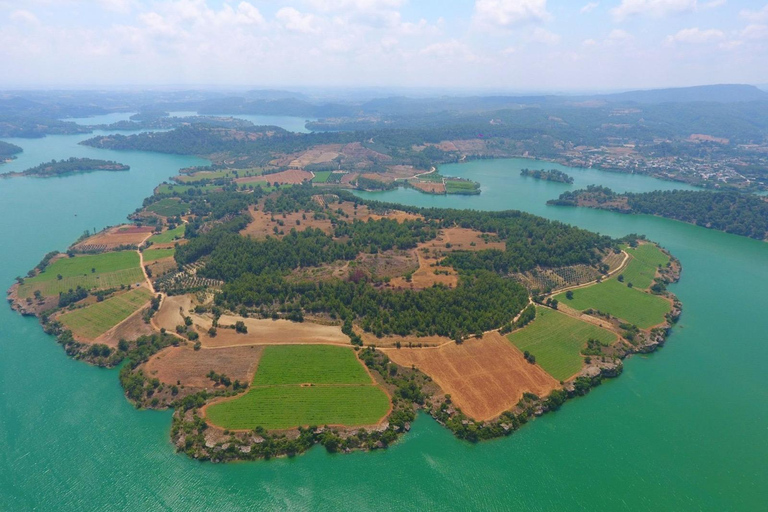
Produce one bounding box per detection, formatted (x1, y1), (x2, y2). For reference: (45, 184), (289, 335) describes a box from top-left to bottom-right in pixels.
(1, 0), (767, 91)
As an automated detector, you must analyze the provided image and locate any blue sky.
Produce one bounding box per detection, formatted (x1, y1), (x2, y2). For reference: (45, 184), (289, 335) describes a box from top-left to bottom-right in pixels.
(1, 1), (767, 91)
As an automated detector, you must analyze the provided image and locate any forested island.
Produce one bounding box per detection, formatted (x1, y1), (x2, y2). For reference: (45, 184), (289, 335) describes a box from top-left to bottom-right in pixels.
(0, 140), (23, 162)
(549, 186), (768, 240)
(4, 157), (130, 178)
(520, 168), (574, 184)
(8, 163), (683, 461)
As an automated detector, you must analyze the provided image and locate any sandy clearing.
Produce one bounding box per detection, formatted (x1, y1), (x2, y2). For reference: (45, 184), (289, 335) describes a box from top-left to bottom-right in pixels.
(381, 332), (559, 421)
(142, 345), (263, 389)
(195, 315), (348, 348)
(73, 225), (154, 251)
(235, 169), (313, 185)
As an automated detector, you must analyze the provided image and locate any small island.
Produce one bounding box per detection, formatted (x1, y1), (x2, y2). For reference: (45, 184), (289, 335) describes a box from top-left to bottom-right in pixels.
(548, 185), (768, 240)
(0, 140), (23, 163)
(520, 168), (574, 184)
(3, 157), (130, 178)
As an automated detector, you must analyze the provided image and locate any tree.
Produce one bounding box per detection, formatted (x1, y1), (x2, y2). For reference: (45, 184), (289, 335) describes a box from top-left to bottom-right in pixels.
(565, 290), (573, 300)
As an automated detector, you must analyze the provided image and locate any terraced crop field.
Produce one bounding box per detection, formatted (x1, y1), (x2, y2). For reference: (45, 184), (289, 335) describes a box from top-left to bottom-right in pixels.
(508, 307), (616, 381)
(205, 345), (390, 430)
(312, 171), (332, 183)
(148, 224), (185, 244)
(59, 287), (154, 340)
(146, 198), (189, 216)
(621, 244), (670, 289)
(555, 278), (671, 329)
(19, 251), (143, 298)
(142, 248), (175, 262)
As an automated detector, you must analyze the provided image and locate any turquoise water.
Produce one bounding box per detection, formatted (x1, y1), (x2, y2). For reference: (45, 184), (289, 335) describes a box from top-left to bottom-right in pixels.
(1, 146), (766, 510)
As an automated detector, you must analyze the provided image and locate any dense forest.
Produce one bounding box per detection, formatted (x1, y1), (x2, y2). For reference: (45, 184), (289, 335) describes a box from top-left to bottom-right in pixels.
(14, 157), (129, 177)
(169, 185), (616, 338)
(520, 168), (573, 184)
(550, 186), (768, 240)
(0, 140), (22, 159)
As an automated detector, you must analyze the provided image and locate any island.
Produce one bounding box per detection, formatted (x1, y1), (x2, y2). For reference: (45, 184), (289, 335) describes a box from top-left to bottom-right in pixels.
(0, 140), (23, 163)
(520, 168), (574, 184)
(7, 165), (683, 461)
(548, 186), (768, 240)
(3, 157), (130, 178)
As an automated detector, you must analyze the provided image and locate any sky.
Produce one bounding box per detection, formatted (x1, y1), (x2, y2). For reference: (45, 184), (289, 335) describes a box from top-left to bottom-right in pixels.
(1, 0), (767, 91)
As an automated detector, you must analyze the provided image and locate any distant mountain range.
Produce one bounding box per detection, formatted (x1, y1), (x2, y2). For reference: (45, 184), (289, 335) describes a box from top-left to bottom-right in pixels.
(595, 84), (768, 104)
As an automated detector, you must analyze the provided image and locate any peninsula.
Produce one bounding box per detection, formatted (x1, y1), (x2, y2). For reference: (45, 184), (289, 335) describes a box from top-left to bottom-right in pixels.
(0, 140), (22, 163)
(520, 168), (574, 184)
(549, 186), (768, 240)
(7, 165), (682, 461)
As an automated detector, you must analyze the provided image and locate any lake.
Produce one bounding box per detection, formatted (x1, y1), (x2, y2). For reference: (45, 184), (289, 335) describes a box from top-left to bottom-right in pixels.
(1, 140), (766, 510)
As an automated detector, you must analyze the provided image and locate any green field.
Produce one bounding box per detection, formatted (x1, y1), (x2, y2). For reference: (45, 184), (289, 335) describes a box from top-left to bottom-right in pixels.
(155, 183), (221, 195)
(142, 248), (175, 262)
(147, 224), (185, 244)
(146, 198), (188, 216)
(20, 251), (142, 298)
(175, 168), (263, 183)
(59, 287), (153, 339)
(312, 171), (332, 183)
(445, 179), (480, 194)
(508, 307), (616, 381)
(205, 345), (390, 430)
(621, 244), (670, 289)
(555, 278), (671, 329)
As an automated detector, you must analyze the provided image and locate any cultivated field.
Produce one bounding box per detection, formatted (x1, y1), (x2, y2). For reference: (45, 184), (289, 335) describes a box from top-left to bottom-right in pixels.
(59, 287), (153, 340)
(205, 345), (389, 430)
(410, 180), (446, 194)
(198, 315), (348, 348)
(382, 332), (559, 421)
(148, 224), (185, 244)
(73, 225), (153, 251)
(146, 198), (188, 216)
(143, 345), (263, 388)
(312, 171), (332, 183)
(555, 278), (671, 329)
(240, 207), (334, 239)
(507, 307), (617, 381)
(235, 169), (312, 185)
(19, 251), (143, 298)
(142, 248), (175, 262)
(621, 243), (669, 289)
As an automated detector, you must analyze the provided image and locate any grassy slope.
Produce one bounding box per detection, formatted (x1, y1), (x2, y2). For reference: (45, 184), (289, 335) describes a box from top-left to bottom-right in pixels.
(621, 244), (670, 289)
(19, 251), (143, 298)
(507, 307), (616, 381)
(205, 345), (389, 430)
(142, 248), (175, 262)
(312, 171), (332, 183)
(555, 279), (671, 329)
(59, 287), (153, 339)
(146, 198), (188, 216)
(148, 224), (185, 244)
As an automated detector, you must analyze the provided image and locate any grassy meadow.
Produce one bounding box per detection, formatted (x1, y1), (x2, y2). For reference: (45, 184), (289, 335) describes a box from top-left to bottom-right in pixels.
(142, 248), (175, 262)
(621, 244), (670, 289)
(147, 224), (185, 244)
(555, 278), (671, 329)
(146, 198), (188, 216)
(59, 287), (153, 339)
(507, 307), (616, 381)
(205, 345), (390, 430)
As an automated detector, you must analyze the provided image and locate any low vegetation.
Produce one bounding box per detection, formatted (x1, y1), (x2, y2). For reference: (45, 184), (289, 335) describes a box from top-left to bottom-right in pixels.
(59, 287), (154, 339)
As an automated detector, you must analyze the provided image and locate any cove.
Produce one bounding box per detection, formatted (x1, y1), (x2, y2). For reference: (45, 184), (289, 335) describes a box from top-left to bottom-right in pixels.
(1, 146), (766, 511)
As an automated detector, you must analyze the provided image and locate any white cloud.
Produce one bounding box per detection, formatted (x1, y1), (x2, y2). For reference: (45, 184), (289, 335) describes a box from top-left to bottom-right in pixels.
(276, 7), (318, 34)
(9, 9), (40, 25)
(612, 0), (697, 21)
(473, 0), (550, 29)
(740, 23), (768, 41)
(580, 2), (599, 14)
(666, 27), (724, 44)
(607, 28), (633, 41)
(740, 5), (768, 23)
(419, 40), (477, 61)
(304, 0), (405, 11)
(529, 27), (560, 45)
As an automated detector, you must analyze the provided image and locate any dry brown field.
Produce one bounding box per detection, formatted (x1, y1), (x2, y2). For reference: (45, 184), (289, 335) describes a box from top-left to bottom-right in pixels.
(381, 332), (560, 421)
(194, 315), (348, 348)
(235, 169), (313, 185)
(142, 345), (263, 388)
(73, 225), (153, 250)
(155, 294), (193, 332)
(388, 252), (458, 290)
(410, 181), (446, 194)
(240, 207), (334, 239)
(95, 307), (155, 347)
(359, 331), (450, 348)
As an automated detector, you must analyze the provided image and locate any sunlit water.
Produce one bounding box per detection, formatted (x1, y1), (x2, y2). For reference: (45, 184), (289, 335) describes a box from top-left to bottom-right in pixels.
(1, 142), (766, 510)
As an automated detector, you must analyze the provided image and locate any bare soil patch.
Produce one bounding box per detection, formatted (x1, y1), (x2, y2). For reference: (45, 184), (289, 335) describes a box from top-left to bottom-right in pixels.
(142, 345), (263, 389)
(73, 225), (154, 251)
(411, 181), (446, 194)
(155, 294), (193, 332)
(95, 306), (155, 347)
(195, 315), (348, 348)
(381, 332), (559, 421)
(240, 207), (334, 239)
(235, 169), (313, 185)
(389, 251), (458, 290)
(359, 331), (450, 348)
